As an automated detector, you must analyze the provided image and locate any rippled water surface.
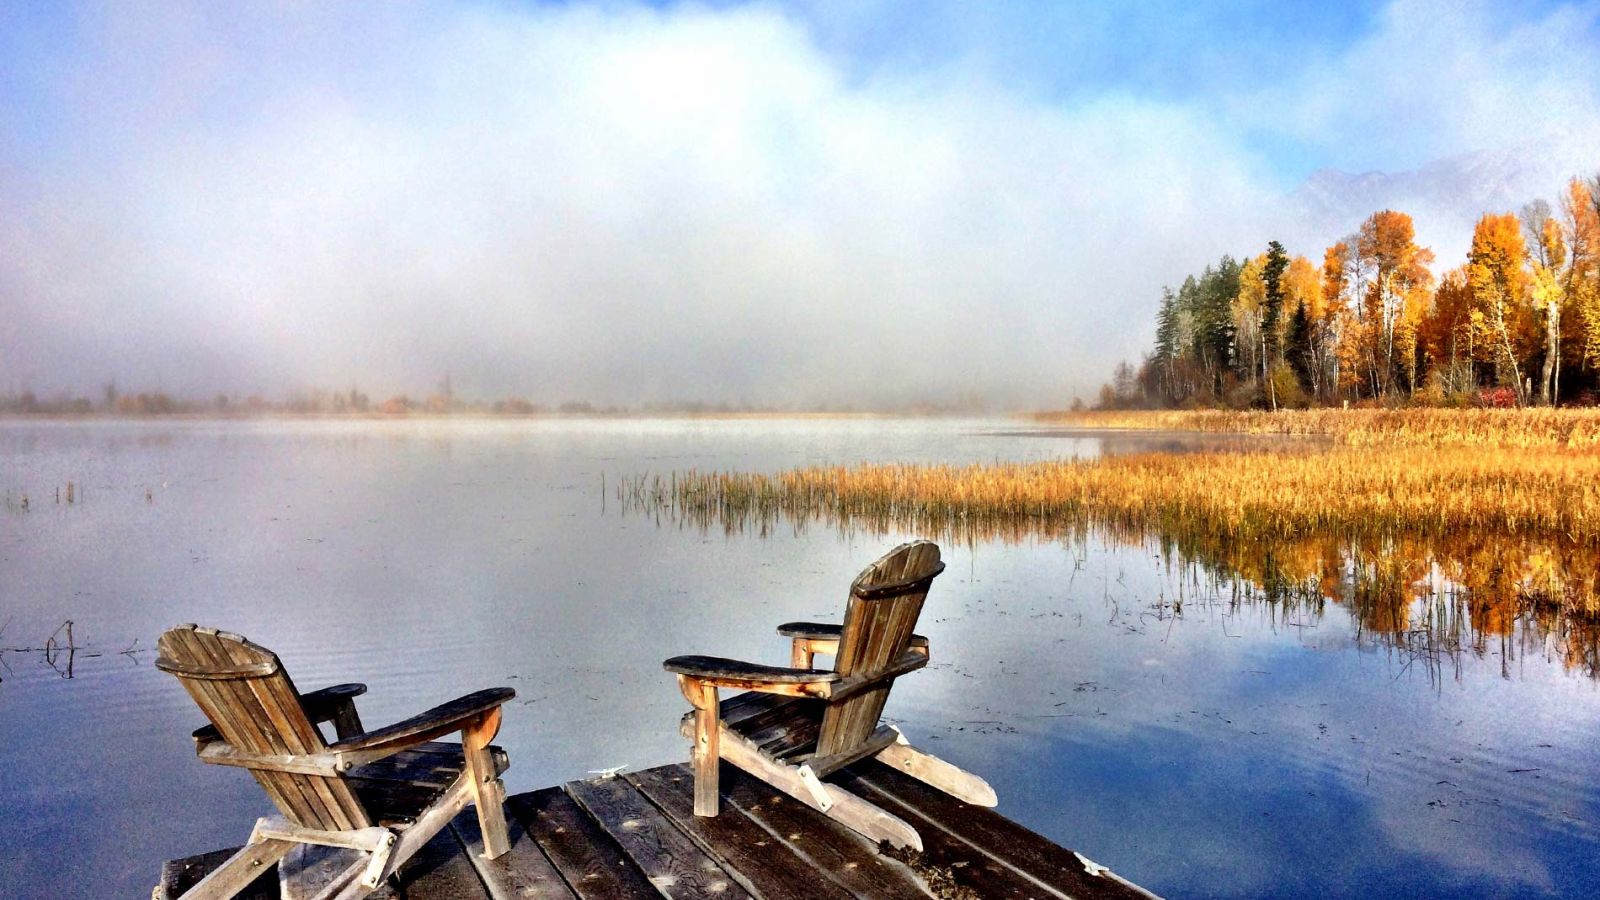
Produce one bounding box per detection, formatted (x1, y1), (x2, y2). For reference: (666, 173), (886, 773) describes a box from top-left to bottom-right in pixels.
(1, 418), (1597, 898)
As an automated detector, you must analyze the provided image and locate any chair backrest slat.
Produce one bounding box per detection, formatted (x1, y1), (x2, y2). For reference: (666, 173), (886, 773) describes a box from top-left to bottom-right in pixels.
(157, 624), (370, 830)
(814, 541), (944, 758)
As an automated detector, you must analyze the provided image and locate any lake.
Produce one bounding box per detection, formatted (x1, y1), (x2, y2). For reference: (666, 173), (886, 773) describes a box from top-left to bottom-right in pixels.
(2, 417), (1597, 898)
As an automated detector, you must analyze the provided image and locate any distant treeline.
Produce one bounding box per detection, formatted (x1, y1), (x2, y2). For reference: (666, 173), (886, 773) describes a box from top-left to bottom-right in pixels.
(1097, 171), (1600, 410)
(0, 384), (970, 418)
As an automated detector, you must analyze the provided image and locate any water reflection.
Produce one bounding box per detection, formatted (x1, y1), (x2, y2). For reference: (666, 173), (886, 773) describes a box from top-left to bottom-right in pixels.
(4, 419), (1598, 899)
(628, 491), (1600, 682)
(0, 619), (152, 682)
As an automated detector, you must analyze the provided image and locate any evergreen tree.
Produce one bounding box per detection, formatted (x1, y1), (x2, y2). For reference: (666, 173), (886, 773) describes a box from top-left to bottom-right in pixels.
(1286, 300), (1314, 391)
(1153, 287), (1180, 402)
(1262, 240), (1289, 362)
(1191, 257), (1241, 395)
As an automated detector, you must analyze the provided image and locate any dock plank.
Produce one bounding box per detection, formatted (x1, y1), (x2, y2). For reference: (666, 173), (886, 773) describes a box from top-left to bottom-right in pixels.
(154, 847), (279, 900)
(828, 765), (1076, 899)
(158, 762), (1157, 900)
(626, 764), (860, 900)
(508, 788), (658, 900)
(848, 760), (1157, 899)
(452, 808), (576, 900)
(566, 775), (753, 900)
(396, 825), (491, 899)
(714, 764), (934, 900)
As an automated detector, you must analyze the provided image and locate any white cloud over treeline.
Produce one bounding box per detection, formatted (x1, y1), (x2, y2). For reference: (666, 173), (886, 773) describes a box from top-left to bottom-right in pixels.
(2, 1), (1597, 406)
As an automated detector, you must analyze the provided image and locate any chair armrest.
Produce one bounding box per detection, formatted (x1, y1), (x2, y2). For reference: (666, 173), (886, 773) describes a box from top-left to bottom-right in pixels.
(329, 687), (515, 754)
(664, 655), (838, 695)
(300, 683), (368, 739)
(775, 622), (928, 649)
(300, 683), (366, 717)
(776, 622), (840, 640)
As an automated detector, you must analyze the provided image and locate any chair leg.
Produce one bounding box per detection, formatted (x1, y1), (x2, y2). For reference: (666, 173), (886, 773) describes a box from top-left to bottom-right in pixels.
(718, 730), (923, 850)
(283, 845), (369, 900)
(463, 708), (511, 859)
(875, 733), (998, 807)
(678, 676), (720, 816)
(177, 834), (294, 900)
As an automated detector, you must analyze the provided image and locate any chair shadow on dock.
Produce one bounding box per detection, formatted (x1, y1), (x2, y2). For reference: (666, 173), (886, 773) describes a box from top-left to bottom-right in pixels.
(159, 759), (1158, 899)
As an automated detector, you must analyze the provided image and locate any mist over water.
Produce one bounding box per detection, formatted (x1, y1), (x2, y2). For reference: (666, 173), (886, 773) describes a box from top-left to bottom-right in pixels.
(2, 418), (1597, 899)
(5, 2), (1599, 408)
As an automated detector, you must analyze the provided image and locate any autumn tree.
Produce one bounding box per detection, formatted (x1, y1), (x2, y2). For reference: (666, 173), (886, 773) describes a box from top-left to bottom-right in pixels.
(1356, 210), (1434, 397)
(1467, 212), (1533, 403)
(1564, 177), (1600, 375)
(1112, 169), (1600, 411)
(1322, 241), (1355, 398)
(1522, 200), (1567, 404)
(1283, 255), (1326, 397)
(1420, 267), (1477, 397)
(1234, 254), (1267, 389)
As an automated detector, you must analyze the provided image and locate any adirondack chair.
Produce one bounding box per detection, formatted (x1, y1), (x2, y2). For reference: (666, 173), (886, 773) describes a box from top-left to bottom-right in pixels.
(663, 540), (996, 851)
(154, 624), (515, 900)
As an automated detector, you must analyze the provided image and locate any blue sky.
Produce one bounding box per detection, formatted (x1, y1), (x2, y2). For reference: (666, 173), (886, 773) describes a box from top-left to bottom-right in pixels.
(2, 1), (1598, 403)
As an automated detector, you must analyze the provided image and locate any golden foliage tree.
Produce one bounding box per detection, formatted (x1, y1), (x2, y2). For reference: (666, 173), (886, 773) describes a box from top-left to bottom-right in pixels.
(1467, 212), (1534, 402)
(1356, 210), (1434, 397)
(1564, 177), (1600, 373)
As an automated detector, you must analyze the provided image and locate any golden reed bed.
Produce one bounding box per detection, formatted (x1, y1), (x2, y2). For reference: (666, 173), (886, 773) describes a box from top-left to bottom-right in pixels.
(627, 410), (1600, 657)
(660, 445), (1600, 545)
(1030, 407), (1600, 449)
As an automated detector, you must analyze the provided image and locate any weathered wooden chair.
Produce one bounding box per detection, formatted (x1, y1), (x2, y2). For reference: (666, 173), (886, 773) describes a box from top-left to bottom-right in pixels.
(154, 624), (515, 900)
(663, 540), (996, 851)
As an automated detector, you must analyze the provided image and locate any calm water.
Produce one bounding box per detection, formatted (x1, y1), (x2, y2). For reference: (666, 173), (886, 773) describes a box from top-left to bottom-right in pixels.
(1, 418), (1596, 899)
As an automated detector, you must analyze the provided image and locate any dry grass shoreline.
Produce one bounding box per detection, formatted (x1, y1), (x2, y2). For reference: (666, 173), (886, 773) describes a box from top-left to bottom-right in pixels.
(656, 444), (1600, 545)
(1030, 408), (1600, 449)
(633, 409), (1600, 634)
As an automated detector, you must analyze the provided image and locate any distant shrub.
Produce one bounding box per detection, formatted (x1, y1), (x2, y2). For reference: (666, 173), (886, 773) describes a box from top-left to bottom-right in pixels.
(1476, 386), (1519, 409)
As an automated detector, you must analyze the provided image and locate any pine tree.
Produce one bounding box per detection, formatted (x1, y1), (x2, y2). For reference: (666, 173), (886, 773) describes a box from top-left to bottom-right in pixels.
(1262, 240), (1289, 362)
(1286, 300), (1314, 391)
(1153, 287), (1180, 402)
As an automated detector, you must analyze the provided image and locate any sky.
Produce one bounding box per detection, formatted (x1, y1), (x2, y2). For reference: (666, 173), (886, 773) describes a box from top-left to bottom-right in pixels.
(2, 0), (1598, 408)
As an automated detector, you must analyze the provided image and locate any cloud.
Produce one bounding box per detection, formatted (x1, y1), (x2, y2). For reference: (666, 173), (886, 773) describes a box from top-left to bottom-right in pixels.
(1243, 0), (1600, 172)
(1, 1), (1596, 405)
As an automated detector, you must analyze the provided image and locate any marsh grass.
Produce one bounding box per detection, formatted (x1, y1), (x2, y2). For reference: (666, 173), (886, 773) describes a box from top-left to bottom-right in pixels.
(642, 446), (1600, 545)
(1031, 407), (1600, 449)
(621, 414), (1600, 677)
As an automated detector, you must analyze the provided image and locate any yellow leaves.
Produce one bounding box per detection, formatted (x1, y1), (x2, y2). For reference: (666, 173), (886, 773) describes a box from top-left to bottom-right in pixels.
(1286, 255), (1326, 320)
(1529, 262), (1563, 313)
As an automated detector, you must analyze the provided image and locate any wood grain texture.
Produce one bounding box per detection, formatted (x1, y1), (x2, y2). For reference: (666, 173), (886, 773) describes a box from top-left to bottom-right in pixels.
(843, 760), (1157, 900)
(155, 623), (521, 900)
(663, 656), (838, 684)
(626, 765), (859, 900)
(712, 764), (935, 900)
(158, 624), (366, 830)
(508, 788), (659, 900)
(565, 776), (752, 899)
(394, 825), (489, 898)
(452, 807), (576, 900)
(331, 689), (516, 754)
(816, 541), (942, 757)
(160, 764), (1158, 900)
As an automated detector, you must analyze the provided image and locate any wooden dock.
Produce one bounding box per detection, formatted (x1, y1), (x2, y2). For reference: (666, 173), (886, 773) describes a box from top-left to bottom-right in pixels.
(157, 759), (1157, 899)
